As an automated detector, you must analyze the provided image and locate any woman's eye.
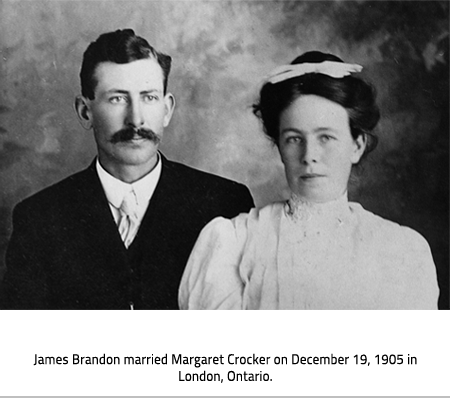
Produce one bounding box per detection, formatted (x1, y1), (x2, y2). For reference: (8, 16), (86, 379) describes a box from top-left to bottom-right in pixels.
(286, 136), (303, 144)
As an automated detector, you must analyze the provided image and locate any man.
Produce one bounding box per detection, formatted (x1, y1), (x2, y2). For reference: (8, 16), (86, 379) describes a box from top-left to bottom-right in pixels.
(0, 29), (254, 309)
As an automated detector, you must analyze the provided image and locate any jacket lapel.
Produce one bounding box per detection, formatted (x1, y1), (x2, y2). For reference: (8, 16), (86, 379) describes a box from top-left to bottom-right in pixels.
(76, 161), (129, 257)
(130, 153), (184, 248)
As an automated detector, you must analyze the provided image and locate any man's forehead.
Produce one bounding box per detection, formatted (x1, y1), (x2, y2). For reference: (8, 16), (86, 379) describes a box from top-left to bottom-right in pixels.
(93, 58), (164, 90)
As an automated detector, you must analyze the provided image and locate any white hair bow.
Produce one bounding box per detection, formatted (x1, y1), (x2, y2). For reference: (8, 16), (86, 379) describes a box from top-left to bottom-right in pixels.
(265, 61), (363, 84)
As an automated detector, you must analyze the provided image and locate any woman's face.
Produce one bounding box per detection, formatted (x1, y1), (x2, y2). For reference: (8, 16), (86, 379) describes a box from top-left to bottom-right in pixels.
(278, 95), (365, 203)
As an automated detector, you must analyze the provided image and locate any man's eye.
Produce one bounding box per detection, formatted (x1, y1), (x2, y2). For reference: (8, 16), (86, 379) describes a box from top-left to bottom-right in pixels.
(109, 96), (127, 104)
(320, 135), (334, 143)
(143, 94), (159, 102)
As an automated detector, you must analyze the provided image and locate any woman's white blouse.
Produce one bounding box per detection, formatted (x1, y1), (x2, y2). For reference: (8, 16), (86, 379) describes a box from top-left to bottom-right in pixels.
(179, 196), (439, 309)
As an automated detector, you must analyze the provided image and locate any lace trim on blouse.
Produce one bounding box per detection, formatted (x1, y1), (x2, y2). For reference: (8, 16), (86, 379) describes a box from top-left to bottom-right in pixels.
(285, 193), (350, 224)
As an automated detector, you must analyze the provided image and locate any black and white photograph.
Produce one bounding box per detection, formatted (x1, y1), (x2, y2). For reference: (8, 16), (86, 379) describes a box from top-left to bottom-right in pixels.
(0, 0), (447, 311)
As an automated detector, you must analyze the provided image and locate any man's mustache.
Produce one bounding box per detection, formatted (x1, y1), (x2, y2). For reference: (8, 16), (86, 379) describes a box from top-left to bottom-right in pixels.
(109, 127), (161, 144)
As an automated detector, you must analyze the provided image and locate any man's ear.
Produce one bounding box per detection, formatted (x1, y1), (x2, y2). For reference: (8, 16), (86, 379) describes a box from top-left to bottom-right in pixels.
(351, 133), (367, 164)
(163, 93), (175, 128)
(74, 95), (93, 130)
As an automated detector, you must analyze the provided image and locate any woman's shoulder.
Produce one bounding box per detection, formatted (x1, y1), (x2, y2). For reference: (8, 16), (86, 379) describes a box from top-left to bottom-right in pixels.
(348, 202), (438, 309)
(204, 201), (286, 232)
(348, 202), (430, 249)
(190, 202), (287, 257)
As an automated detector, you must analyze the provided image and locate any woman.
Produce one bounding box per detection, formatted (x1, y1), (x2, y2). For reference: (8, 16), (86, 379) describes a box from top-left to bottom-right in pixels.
(179, 51), (439, 309)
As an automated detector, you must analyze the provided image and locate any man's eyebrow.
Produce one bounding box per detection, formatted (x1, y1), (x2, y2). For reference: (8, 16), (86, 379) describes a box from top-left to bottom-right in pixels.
(104, 89), (162, 94)
(140, 89), (162, 94)
(104, 89), (129, 94)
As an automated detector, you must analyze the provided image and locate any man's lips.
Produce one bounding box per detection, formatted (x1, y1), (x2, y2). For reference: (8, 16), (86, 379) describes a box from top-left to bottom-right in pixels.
(117, 136), (147, 145)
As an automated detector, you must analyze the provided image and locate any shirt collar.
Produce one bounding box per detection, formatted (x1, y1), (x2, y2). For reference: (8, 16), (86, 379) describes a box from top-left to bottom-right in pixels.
(96, 154), (162, 210)
(285, 192), (350, 224)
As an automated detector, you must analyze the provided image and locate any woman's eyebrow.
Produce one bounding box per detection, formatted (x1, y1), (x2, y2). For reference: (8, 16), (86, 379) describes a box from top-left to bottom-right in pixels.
(314, 127), (338, 133)
(280, 127), (338, 134)
(280, 128), (303, 134)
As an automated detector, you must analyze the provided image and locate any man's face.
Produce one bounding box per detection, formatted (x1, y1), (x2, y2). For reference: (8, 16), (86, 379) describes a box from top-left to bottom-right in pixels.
(81, 58), (174, 179)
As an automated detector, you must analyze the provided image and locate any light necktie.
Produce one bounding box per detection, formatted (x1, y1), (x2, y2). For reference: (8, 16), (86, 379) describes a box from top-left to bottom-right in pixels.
(118, 190), (139, 248)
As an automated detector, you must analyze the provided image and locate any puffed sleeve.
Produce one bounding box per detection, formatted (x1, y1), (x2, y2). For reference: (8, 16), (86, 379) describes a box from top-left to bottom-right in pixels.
(401, 228), (439, 309)
(179, 214), (249, 310)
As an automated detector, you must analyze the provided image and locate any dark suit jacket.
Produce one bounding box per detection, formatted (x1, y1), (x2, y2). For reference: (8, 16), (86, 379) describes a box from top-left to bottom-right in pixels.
(0, 154), (254, 309)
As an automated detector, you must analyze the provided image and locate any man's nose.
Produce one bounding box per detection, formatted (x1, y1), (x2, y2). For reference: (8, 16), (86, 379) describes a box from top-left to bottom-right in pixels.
(125, 101), (144, 128)
(301, 140), (319, 164)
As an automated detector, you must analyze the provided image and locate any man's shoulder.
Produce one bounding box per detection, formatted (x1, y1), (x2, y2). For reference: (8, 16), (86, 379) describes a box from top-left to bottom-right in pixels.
(160, 156), (254, 220)
(15, 165), (94, 212)
(162, 157), (248, 191)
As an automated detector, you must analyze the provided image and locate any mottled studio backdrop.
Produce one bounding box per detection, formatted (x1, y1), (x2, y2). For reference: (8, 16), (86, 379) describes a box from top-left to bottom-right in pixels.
(0, 0), (448, 308)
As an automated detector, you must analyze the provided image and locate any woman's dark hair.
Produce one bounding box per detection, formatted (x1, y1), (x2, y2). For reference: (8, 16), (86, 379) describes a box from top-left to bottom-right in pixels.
(253, 51), (380, 160)
(80, 29), (172, 99)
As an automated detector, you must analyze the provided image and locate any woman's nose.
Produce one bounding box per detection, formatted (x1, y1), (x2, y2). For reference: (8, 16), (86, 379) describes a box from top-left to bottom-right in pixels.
(125, 101), (144, 128)
(301, 141), (319, 164)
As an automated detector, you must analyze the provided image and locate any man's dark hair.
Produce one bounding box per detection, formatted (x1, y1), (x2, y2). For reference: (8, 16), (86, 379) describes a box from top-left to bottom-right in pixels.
(253, 51), (380, 162)
(80, 29), (172, 99)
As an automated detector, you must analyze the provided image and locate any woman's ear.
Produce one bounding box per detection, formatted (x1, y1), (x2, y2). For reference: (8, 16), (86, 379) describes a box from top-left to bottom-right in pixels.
(351, 133), (367, 164)
(163, 93), (176, 127)
(74, 96), (93, 130)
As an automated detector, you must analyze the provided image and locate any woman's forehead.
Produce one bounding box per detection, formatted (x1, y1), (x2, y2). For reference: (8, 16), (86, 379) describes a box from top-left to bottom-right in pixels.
(280, 95), (350, 130)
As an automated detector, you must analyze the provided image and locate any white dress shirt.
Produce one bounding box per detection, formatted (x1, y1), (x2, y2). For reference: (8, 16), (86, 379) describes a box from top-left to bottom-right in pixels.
(179, 194), (439, 309)
(96, 155), (162, 244)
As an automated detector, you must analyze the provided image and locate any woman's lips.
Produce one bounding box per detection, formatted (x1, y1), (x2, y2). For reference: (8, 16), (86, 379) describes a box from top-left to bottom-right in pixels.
(301, 173), (324, 180)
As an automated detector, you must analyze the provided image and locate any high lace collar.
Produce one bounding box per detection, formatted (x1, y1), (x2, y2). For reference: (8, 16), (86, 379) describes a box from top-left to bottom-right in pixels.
(285, 193), (350, 223)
